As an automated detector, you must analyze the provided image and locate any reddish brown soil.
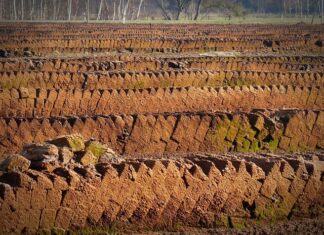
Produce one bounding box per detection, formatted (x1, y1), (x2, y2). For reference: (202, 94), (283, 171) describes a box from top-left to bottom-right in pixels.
(0, 23), (323, 234)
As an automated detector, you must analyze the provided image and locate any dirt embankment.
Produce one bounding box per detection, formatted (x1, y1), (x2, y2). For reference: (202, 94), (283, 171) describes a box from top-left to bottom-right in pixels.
(0, 135), (323, 234)
(0, 85), (322, 118)
(0, 110), (323, 157)
(1, 69), (323, 90)
(0, 23), (323, 234)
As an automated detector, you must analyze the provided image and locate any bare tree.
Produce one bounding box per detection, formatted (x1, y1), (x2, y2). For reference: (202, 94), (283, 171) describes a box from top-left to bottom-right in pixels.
(118, 0), (122, 20)
(155, 0), (172, 20)
(87, 0), (90, 21)
(113, 0), (116, 20)
(136, 0), (144, 19)
(21, 0), (24, 20)
(122, 0), (130, 23)
(30, 0), (34, 20)
(0, 0), (2, 20)
(104, 0), (110, 20)
(68, 0), (72, 20)
(53, 0), (57, 20)
(97, 0), (104, 20)
(13, 0), (17, 20)
(193, 0), (202, 20)
(175, 0), (191, 20)
(40, 0), (43, 20)
(322, 0), (323, 23)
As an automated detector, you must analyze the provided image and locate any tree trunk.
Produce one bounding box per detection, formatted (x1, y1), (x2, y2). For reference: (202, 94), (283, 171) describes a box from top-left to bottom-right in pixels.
(57, 0), (61, 20)
(97, 0), (104, 20)
(194, 0), (202, 20)
(74, 0), (80, 18)
(44, 0), (48, 20)
(0, 0), (3, 20)
(68, 0), (72, 21)
(0, 0), (2, 20)
(283, 0), (286, 16)
(104, 0), (110, 20)
(118, 0), (122, 20)
(113, 0), (116, 20)
(40, 0), (43, 20)
(136, 0), (144, 20)
(157, 0), (172, 20)
(32, 0), (35, 20)
(21, 0), (24, 20)
(53, 0), (57, 20)
(122, 0), (129, 23)
(176, 0), (187, 20)
(176, 10), (181, 20)
(13, 0), (17, 20)
(321, 0), (324, 24)
(87, 0), (90, 22)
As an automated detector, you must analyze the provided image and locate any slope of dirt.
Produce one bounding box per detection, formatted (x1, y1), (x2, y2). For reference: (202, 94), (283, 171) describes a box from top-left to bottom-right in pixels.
(0, 23), (323, 234)
(0, 110), (323, 156)
(0, 136), (323, 234)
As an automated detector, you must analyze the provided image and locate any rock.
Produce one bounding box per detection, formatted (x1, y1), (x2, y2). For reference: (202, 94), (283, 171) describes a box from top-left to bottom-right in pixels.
(22, 143), (59, 161)
(0, 49), (8, 58)
(59, 147), (74, 164)
(37, 229), (51, 235)
(19, 87), (29, 98)
(85, 140), (109, 158)
(53, 50), (60, 56)
(79, 151), (98, 166)
(263, 39), (273, 47)
(98, 150), (122, 164)
(80, 140), (121, 164)
(315, 40), (323, 47)
(23, 51), (33, 57)
(254, 116), (265, 131)
(47, 134), (85, 152)
(168, 61), (180, 69)
(51, 227), (65, 235)
(0, 154), (30, 172)
(30, 160), (58, 172)
(23, 49), (33, 57)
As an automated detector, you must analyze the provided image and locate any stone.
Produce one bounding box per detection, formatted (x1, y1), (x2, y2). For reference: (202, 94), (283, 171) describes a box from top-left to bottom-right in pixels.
(22, 143), (59, 161)
(54, 207), (73, 229)
(30, 160), (58, 172)
(98, 151), (123, 164)
(40, 208), (56, 229)
(79, 151), (98, 166)
(0, 49), (8, 58)
(0, 154), (30, 172)
(0, 171), (33, 188)
(254, 116), (265, 131)
(51, 227), (66, 235)
(19, 87), (29, 98)
(48, 134), (85, 152)
(23, 50), (33, 57)
(0, 183), (15, 202)
(85, 140), (109, 158)
(59, 147), (74, 164)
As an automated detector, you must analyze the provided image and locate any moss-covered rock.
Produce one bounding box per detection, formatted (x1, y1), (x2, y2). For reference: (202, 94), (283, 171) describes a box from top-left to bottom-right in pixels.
(48, 134), (85, 152)
(79, 151), (98, 166)
(85, 141), (109, 158)
(50, 227), (65, 235)
(268, 138), (279, 152)
(0, 154), (30, 172)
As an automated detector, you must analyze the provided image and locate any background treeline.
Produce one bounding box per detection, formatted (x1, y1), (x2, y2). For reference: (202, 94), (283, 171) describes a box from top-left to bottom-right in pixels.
(0, 0), (323, 21)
